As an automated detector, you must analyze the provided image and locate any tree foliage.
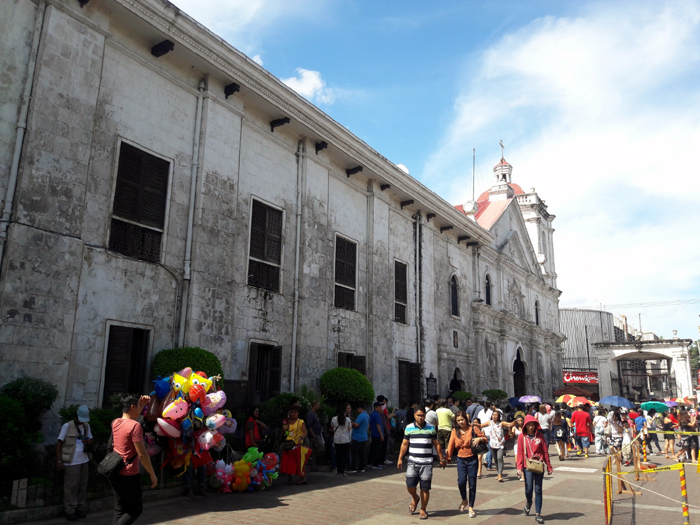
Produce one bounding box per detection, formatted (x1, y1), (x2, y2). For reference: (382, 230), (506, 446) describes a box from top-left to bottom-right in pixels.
(451, 391), (473, 401)
(319, 367), (375, 407)
(0, 376), (58, 436)
(151, 347), (224, 381)
(481, 389), (508, 403)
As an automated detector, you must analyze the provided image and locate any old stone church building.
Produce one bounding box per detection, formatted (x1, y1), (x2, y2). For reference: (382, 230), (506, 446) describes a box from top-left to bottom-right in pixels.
(0, 0), (565, 423)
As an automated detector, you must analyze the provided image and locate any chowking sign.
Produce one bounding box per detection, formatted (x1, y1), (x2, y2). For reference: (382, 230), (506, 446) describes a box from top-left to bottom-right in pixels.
(563, 371), (599, 384)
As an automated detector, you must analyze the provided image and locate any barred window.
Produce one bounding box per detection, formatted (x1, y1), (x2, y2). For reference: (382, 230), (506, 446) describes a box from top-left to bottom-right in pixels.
(338, 352), (367, 375)
(535, 300), (540, 326)
(109, 142), (169, 262)
(394, 261), (408, 324)
(334, 236), (356, 310)
(248, 200), (283, 292)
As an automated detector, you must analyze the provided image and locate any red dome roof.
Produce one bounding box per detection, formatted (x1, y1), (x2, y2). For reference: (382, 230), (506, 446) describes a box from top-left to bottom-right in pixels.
(476, 183), (524, 203)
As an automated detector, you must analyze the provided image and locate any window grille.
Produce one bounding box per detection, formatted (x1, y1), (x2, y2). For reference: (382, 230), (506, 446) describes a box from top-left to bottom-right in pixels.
(248, 201), (283, 292)
(334, 236), (356, 310)
(394, 261), (408, 323)
(109, 143), (169, 262)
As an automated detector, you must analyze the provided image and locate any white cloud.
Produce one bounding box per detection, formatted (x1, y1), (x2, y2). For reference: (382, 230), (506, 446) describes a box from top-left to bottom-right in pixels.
(397, 163), (410, 174)
(252, 54), (264, 66)
(169, 0), (328, 58)
(426, 2), (700, 339)
(281, 68), (336, 106)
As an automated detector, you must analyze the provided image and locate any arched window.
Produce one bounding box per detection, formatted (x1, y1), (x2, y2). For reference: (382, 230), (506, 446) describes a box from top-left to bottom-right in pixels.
(535, 300), (540, 326)
(450, 276), (459, 316)
(485, 274), (491, 306)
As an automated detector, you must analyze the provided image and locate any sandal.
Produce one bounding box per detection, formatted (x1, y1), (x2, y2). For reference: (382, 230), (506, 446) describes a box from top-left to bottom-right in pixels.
(459, 503), (467, 513)
(419, 512), (429, 520)
(469, 510), (477, 518)
(409, 501), (418, 515)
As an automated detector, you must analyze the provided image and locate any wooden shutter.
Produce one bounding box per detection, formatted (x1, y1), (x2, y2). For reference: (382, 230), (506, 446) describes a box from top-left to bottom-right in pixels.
(114, 143), (169, 227)
(269, 346), (282, 398)
(103, 326), (132, 406)
(247, 344), (259, 403)
(352, 355), (367, 376)
(409, 363), (422, 404)
(335, 237), (356, 288)
(398, 360), (410, 407)
(140, 154), (169, 228)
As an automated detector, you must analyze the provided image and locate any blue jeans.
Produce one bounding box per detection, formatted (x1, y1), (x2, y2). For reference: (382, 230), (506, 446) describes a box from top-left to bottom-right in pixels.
(457, 456), (479, 507)
(183, 464), (206, 490)
(524, 469), (544, 515)
(485, 442), (493, 468)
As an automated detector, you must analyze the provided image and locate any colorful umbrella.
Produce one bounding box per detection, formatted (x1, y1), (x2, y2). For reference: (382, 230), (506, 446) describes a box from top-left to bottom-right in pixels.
(299, 445), (312, 473)
(519, 395), (541, 403)
(567, 396), (590, 407)
(555, 394), (576, 405)
(672, 398), (691, 406)
(599, 396), (635, 409)
(640, 401), (669, 413)
(665, 401), (678, 407)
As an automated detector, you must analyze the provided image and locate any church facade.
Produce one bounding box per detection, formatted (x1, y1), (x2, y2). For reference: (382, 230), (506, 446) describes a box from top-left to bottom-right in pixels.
(0, 0), (564, 428)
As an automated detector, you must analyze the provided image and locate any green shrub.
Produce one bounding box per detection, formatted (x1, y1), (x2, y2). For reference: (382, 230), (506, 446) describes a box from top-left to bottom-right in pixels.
(452, 391), (473, 401)
(0, 394), (34, 478)
(482, 389), (508, 403)
(151, 347), (224, 381)
(0, 376), (58, 436)
(320, 367), (374, 407)
(260, 392), (311, 429)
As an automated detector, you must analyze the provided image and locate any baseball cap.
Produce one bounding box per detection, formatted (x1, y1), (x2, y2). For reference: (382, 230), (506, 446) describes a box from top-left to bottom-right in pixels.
(77, 405), (90, 422)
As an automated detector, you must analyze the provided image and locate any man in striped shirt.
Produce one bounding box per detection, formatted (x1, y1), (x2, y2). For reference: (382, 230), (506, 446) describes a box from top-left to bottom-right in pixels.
(397, 408), (446, 520)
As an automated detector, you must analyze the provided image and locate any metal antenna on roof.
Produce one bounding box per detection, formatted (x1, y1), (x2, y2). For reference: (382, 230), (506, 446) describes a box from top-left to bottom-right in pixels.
(472, 148), (476, 201)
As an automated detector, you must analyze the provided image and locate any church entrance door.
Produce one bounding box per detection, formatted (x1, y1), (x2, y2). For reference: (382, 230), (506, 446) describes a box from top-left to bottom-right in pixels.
(513, 350), (526, 397)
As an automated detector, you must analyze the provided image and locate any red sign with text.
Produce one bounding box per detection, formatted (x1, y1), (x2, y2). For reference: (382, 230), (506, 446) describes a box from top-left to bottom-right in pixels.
(563, 371), (599, 384)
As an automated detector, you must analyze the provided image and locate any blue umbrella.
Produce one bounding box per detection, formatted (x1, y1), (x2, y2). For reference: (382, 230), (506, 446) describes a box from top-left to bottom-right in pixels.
(599, 396), (634, 408)
(508, 396), (525, 409)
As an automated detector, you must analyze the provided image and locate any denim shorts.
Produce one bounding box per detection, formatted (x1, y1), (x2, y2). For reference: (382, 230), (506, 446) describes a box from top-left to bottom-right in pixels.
(576, 436), (590, 448)
(406, 463), (433, 491)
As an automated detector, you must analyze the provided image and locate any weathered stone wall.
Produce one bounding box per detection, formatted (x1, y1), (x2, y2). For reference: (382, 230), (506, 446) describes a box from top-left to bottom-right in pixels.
(0, 0), (564, 434)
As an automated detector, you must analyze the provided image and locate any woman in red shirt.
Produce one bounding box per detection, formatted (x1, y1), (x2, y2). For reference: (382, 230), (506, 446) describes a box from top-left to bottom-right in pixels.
(245, 406), (268, 450)
(516, 415), (553, 525)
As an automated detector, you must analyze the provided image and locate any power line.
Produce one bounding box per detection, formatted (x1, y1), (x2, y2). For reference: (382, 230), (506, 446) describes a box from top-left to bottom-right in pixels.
(578, 298), (700, 310)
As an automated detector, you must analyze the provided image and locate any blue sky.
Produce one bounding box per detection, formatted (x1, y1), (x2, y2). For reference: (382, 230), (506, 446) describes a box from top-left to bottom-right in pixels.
(172, 0), (700, 342)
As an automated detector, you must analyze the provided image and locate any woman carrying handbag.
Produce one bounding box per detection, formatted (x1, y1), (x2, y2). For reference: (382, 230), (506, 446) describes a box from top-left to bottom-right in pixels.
(516, 415), (552, 524)
(446, 411), (486, 518)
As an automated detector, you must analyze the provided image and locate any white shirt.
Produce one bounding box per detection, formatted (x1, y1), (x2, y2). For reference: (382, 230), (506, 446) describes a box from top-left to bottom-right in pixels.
(537, 412), (552, 430)
(593, 415), (607, 429)
(331, 416), (352, 444)
(58, 422), (93, 466)
(489, 422), (506, 449)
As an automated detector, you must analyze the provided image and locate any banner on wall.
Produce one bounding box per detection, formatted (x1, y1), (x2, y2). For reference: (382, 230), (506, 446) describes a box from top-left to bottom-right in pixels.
(563, 371), (599, 384)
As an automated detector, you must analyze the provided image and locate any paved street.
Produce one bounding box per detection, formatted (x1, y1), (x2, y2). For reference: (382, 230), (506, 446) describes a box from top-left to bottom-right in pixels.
(31, 451), (699, 525)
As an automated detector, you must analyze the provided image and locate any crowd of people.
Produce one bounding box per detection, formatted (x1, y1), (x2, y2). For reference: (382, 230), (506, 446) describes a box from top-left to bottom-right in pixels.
(56, 392), (698, 523)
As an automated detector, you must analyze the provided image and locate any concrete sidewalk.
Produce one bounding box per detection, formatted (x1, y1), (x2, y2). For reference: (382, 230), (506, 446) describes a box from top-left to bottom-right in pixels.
(27, 452), (699, 524)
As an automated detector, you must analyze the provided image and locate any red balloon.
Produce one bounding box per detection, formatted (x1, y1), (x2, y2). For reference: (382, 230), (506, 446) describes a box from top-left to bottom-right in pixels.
(189, 383), (206, 404)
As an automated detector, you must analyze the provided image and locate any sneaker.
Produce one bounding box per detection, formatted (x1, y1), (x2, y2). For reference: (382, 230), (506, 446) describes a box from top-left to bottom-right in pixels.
(535, 516), (545, 524)
(345, 469), (357, 473)
(384, 460), (393, 465)
(524, 504), (531, 516)
(584, 454), (589, 458)
(359, 469), (366, 473)
(371, 465), (383, 469)
(519, 477), (524, 482)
